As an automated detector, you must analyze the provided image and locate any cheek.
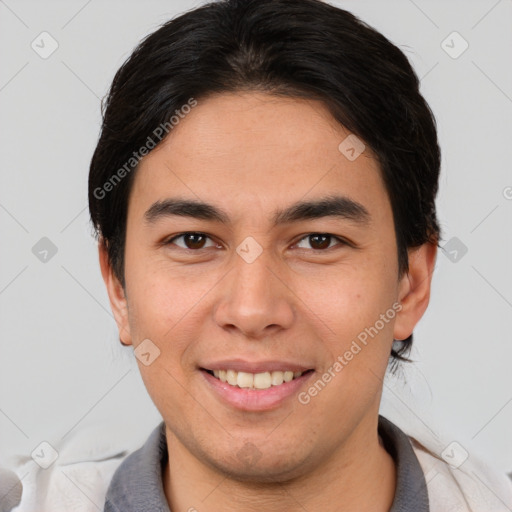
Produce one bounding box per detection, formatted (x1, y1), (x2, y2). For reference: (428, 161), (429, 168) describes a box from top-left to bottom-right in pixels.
(297, 263), (398, 426)
(296, 255), (399, 410)
(123, 258), (204, 411)
(124, 242), (203, 339)
(296, 251), (397, 337)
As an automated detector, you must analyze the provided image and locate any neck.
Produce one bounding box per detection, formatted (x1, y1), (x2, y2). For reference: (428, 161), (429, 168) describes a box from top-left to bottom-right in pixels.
(163, 415), (396, 512)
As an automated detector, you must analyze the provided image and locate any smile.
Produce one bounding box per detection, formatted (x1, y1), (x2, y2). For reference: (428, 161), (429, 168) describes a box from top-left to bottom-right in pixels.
(200, 361), (315, 411)
(205, 369), (310, 390)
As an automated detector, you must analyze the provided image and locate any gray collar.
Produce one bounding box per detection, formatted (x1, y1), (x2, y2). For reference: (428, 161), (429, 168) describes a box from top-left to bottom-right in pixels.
(379, 415), (430, 512)
(104, 415), (429, 511)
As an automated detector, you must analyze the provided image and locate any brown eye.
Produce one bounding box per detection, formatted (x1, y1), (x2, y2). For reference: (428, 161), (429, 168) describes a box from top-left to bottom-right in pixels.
(295, 233), (346, 250)
(309, 234), (331, 249)
(183, 233), (207, 249)
(167, 232), (216, 250)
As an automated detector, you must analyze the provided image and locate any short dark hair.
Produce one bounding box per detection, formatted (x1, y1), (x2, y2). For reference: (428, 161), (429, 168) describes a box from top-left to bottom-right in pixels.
(89, 0), (441, 361)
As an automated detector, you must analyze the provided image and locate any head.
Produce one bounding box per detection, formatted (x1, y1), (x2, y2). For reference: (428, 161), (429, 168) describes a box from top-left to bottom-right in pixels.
(89, 0), (440, 482)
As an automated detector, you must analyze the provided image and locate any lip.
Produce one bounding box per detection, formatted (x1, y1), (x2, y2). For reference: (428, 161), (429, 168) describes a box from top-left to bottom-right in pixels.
(200, 367), (315, 412)
(200, 359), (313, 374)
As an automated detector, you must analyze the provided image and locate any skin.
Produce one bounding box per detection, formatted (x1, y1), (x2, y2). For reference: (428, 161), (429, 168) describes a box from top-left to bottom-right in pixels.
(100, 92), (437, 511)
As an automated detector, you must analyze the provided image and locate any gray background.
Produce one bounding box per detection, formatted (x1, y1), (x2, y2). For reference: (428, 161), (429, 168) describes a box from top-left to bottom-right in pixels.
(0, 0), (511, 474)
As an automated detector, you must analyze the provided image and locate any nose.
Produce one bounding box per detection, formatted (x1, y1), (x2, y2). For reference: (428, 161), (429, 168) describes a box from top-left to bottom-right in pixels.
(213, 248), (295, 340)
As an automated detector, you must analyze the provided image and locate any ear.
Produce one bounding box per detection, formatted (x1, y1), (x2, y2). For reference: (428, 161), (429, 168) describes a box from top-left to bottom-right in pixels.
(98, 241), (133, 346)
(393, 241), (437, 341)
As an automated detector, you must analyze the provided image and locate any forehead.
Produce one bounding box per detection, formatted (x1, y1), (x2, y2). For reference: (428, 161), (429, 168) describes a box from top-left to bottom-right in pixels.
(130, 92), (390, 223)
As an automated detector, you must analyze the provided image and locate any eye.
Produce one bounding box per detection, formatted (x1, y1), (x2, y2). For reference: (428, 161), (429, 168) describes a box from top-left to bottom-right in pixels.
(294, 233), (347, 250)
(166, 232), (220, 250)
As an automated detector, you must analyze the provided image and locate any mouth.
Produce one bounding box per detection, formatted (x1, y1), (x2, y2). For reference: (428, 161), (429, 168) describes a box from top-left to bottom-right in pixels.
(202, 368), (314, 390)
(199, 364), (315, 411)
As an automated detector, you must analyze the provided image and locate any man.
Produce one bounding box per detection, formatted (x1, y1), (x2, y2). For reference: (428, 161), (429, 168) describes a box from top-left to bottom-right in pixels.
(84, 0), (511, 511)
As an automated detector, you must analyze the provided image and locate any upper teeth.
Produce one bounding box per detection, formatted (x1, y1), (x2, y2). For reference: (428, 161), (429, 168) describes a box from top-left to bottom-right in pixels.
(212, 370), (304, 390)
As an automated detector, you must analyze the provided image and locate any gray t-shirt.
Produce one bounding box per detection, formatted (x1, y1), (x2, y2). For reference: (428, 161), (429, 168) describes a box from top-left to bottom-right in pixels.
(104, 415), (429, 511)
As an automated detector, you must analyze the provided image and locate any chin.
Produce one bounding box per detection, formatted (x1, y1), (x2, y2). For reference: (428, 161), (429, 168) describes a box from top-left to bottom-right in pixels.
(205, 447), (314, 484)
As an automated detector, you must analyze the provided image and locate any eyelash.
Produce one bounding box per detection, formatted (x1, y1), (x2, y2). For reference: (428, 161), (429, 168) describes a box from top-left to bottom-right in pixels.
(164, 232), (349, 251)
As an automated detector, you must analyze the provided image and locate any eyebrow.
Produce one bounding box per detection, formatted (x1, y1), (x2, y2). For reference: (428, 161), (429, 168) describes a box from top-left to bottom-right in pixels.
(144, 194), (371, 227)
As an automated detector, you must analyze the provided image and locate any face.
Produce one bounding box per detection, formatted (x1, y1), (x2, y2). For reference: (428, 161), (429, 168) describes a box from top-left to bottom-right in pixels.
(101, 92), (435, 482)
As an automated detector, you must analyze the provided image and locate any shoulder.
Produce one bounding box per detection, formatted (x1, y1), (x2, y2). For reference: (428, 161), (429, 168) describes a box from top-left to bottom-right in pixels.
(411, 438), (512, 512)
(9, 424), (133, 512)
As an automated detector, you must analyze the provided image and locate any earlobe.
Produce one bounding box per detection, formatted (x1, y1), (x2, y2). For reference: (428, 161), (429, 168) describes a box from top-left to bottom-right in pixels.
(98, 242), (133, 346)
(393, 242), (437, 341)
